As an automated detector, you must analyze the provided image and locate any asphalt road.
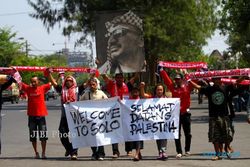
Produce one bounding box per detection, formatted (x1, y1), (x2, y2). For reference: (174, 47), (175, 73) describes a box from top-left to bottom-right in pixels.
(0, 95), (250, 167)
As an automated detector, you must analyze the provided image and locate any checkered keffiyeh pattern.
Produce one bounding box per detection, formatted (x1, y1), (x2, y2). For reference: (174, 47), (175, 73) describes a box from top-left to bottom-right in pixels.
(105, 11), (143, 37)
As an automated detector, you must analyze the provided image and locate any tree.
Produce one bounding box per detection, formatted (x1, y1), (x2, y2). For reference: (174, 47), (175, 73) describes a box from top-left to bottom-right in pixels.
(219, 0), (250, 68)
(10, 53), (68, 83)
(0, 28), (23, 67)
(28, 0), (220, 84)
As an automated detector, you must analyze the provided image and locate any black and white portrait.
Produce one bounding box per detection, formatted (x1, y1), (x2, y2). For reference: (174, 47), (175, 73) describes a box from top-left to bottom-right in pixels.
(95, 11), (146, 74)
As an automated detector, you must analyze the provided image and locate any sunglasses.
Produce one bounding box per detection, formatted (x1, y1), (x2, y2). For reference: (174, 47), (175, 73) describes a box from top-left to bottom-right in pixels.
(109, 28), (139, 38)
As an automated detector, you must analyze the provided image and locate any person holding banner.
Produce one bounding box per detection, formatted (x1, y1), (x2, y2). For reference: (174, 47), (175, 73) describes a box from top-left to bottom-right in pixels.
(159, 68), (193, 159)
(102, 73), (129, 158)
(80, 78), (108, 160)
(128, 86), (143, 161)
(0, 74), (17, 154)
(47, 71), (78, 160)
(139, 82), (169, 160)
(20, 75), (51, 159)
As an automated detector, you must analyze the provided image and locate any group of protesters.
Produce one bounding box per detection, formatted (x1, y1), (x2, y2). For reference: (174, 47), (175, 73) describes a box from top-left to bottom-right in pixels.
(0, 65), (249, 162)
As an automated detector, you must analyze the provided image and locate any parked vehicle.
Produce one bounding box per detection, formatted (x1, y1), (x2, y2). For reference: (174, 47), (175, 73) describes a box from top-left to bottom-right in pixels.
(2, 83), (20, 104)
(45, 86), (58, 101)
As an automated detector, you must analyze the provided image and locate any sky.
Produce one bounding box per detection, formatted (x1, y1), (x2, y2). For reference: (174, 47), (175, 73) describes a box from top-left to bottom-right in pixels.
(0, 0), (229, 56)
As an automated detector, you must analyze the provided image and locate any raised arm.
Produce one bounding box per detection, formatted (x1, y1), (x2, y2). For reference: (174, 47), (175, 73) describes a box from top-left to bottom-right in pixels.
(189, 80), (202, 90)
(47, 69), (58, 87)
(139, 82), (151, 98)
(159, 69), (174, 91)
(129, 73), (139, 85)
(101, 74), (111, 85)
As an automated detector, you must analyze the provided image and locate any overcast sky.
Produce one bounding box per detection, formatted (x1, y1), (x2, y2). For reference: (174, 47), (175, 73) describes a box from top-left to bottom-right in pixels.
(0, 0), (229, 56)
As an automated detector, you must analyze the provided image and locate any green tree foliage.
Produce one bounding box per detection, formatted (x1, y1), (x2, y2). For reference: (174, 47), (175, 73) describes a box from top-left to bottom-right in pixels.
(10, 53), (68, 83)
(27, 0), (219, 83)
(219, 0), (250, 68)
(0, 28), (23, 66)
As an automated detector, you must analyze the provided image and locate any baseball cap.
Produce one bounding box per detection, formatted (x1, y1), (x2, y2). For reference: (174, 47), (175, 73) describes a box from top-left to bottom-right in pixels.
(174, 74), (183, 79)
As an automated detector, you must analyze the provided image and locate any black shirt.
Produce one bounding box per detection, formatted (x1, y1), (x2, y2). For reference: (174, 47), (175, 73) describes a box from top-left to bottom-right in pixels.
(200, 84), (233, 117)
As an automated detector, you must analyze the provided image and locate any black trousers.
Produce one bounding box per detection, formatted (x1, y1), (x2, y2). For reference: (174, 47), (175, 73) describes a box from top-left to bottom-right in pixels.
(59, 116), (78, 155)
(175, 113), (192, 154)
(112, 143), (119, 155)
(91, 146), (105, 158)
(125, 141), (133, 153)
(125, 141), (143, 153)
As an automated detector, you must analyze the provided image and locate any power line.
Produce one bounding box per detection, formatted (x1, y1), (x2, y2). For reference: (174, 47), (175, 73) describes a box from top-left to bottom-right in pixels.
(0, 11), (32, 17)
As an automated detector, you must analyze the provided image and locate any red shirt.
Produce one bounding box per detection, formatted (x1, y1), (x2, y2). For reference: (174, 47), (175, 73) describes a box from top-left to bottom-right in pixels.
(160, 70), (192, 114)
(21, 83), (51, 116)
(106, 80), (129, 99)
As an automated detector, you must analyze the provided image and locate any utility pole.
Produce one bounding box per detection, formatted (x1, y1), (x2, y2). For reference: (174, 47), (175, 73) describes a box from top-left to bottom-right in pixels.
(25, 40), (28, 56)
(17, 37), (28, 56)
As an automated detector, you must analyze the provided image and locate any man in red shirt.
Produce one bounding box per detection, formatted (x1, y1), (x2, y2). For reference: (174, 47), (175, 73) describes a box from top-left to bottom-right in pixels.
(21, 75), (51, 159)
(102, 73), (129, 158)
(160, 68), (193, 159)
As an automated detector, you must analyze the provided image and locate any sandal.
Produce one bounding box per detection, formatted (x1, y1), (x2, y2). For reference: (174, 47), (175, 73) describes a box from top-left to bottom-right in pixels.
(127, 151), (133, 156)
(211, 156), (222, 161)
(35, 152), (40, 159)
(226, 152), (232, 159)
(133, 156), (140, 161)
(42, 153), (47, 159)
(138, 152), (142, 160)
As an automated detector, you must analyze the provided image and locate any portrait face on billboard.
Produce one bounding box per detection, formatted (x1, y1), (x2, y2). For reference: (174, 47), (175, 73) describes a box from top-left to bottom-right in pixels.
(95, 11), (146, 74)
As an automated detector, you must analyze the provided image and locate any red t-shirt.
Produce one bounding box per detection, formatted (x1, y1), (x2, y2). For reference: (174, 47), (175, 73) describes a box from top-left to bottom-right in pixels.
(106, 80), (129, 99)
(21, 83), (51, 116)
(160, 70), (192, 114)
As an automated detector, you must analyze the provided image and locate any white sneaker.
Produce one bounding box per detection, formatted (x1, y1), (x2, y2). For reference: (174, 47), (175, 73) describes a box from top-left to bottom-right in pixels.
(176, 153), (182, 159)
(71, 154), (77, 160)
(98, 157), (104, 161)
(185, 152), (191, 156)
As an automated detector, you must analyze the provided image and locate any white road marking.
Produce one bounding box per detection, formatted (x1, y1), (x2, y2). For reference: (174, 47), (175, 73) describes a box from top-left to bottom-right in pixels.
(19, 110), (26, 113)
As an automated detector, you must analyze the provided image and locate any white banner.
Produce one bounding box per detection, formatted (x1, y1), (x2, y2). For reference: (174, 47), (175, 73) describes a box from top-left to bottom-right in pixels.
(64, 97), (180, 148)
(64, 97), (124, 148)
(121, 98), (180, 141)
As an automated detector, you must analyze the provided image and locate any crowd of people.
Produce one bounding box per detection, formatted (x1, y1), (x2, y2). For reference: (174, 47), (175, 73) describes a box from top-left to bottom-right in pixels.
(0, 67), (249, 162)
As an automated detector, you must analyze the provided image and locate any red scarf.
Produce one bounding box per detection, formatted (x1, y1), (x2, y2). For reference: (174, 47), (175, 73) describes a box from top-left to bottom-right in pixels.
(62, 76), (77, 103)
